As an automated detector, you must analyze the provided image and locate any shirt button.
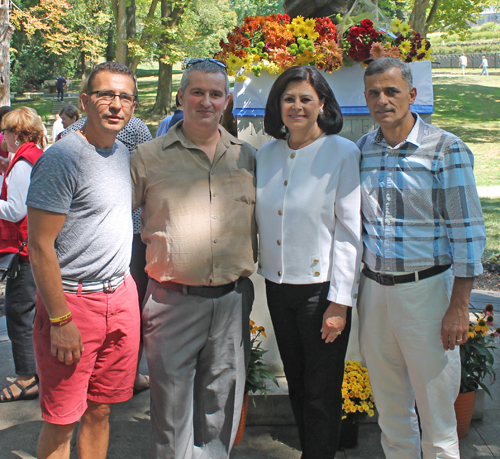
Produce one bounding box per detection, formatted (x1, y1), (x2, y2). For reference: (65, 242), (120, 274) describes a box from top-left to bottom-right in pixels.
(290, 153), (296, 159)
(284, 180), (288, 186)
(213, 216), (217, 219)
(313, 259), (319, 263)
(389, 172), (393, 177)
(278, 210), (283, 216)
(278, 271), (281, 276)
(277, 240), (281, 245)
(212, 193), (216, 198)
(387, 196), (391, 201)
(354, 293), (358, 299)
(214, 238), (218, 243)
(356, 279), (360, 284)
(314, 271), (320, 277)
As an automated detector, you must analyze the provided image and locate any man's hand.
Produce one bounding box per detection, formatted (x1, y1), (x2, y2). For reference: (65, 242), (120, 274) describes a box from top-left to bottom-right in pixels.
(321, 302), (348, 343)
(441, 277), (474, 350)
(50, 321), (85, 365)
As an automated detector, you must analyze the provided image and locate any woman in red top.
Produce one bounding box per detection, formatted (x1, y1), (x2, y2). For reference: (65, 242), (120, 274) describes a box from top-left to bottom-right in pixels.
(0, 107), (45, 402)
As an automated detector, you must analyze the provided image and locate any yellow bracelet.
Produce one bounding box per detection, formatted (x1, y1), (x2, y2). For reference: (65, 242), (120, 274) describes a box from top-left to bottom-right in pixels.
(50, 311), (72, 323)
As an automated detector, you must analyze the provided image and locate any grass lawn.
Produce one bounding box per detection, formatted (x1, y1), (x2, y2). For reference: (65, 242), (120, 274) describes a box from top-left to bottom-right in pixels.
(481, 198), (500, 262)
(432, 74), (500, 187)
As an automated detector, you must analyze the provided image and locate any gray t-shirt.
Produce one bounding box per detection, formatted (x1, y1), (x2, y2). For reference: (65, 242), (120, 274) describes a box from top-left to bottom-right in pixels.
(27, 132), (133, 280)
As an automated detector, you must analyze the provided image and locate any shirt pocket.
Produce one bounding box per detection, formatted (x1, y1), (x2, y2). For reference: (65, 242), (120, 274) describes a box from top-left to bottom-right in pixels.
(230, 167), (256, 204)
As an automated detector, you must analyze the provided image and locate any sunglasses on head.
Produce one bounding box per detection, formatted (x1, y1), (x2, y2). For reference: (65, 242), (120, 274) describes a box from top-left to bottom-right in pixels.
(186, 58), (227, 71)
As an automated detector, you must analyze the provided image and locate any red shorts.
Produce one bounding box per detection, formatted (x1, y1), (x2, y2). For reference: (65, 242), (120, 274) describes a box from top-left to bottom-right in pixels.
(33, 275), (140, 425)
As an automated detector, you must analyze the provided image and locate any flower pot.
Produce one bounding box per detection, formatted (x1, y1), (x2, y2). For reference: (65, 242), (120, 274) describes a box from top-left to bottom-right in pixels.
(339, 416), (359, 449)
(233, 392), (249, 446)
(455, 391), (476, 439)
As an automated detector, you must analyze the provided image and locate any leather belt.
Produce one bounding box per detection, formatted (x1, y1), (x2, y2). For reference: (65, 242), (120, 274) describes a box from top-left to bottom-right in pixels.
(362, 264), (451, 286)
(158, 279), (239, 299)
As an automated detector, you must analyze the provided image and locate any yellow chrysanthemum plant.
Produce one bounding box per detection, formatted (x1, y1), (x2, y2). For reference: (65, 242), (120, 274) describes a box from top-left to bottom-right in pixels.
(246, 321), (279, 401)
(460, 305), (498, 396)
(342, 360), (376, 422)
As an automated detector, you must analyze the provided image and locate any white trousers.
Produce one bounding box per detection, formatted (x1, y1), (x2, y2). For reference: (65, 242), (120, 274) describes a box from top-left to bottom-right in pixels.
(358, 270), (460, 459)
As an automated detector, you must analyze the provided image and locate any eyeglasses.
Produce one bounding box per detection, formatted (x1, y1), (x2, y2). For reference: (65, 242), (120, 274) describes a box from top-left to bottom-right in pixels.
(186, 58), (227, 71)
(89, 90), (137, 106)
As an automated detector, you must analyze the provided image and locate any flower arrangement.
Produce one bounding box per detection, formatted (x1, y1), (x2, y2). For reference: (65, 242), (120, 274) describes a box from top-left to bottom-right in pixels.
(216, 15), (432, 80)
(460, 304), (498, 396)
(246, 320), (279, 397)
(342, 360), (375, 421)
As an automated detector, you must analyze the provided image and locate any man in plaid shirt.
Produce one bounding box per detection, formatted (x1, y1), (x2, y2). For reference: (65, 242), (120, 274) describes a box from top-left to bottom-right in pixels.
(357, 58), (486, 459)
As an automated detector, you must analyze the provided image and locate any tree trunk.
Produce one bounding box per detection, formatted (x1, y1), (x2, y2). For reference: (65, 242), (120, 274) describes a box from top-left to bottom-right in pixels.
(410, 0), (430, 35)
(126, 0), (136, 68)
(106, 23), (115, 62)
(151, 0), (183, 114)
(0, 0), (13, 106)
(152, 60), (172, 115)
(112, 0), (128, 64)
(424, 0), (441, 36)
(129, 0), (160, 72)
(81, 50), (86, 80)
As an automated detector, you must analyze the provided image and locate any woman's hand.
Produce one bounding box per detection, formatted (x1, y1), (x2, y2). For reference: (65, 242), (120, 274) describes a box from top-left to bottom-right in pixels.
(321, 302), (348, 343)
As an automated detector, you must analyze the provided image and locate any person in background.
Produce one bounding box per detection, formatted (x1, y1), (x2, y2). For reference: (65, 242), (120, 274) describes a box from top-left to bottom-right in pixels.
(480, 55), (489, 76)
(0, 107), (45, 402)
(56, 76), (67, 102)
(51, 114), (64, 144)
(59, 105), (79, 130)
(357, 57), (485, 459)
(156, 92), (183, 137)
(61, 113), (153, 395)
(55, 105), (80, 142)
(256, 65), (362, 458)
(459, 53), (468, 76)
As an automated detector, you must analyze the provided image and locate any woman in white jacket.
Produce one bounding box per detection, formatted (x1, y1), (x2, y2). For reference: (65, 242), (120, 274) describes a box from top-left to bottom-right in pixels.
(256, 66), (362, 458)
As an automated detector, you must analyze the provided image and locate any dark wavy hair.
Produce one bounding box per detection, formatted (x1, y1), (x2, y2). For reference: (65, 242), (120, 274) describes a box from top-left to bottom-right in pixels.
(264, 66), (343, 139)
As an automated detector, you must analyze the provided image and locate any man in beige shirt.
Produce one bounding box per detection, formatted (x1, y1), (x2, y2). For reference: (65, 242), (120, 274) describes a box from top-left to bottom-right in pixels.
(131, 59), (257, 459)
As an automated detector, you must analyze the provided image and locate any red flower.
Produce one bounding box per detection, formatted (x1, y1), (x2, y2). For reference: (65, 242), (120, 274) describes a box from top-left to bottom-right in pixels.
(360, 19), (373, 29)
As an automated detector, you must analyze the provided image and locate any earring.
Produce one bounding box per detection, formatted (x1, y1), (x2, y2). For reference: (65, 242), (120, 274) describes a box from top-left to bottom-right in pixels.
(15, 140), (19, 146)
(319, 107), (324, 115)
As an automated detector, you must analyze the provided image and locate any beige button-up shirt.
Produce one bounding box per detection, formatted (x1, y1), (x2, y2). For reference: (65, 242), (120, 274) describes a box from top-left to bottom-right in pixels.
(131, 123), (257, 286)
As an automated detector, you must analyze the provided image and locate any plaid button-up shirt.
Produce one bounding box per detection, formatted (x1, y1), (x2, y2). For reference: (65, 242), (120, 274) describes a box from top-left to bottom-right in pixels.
(357, 115), (485, 277)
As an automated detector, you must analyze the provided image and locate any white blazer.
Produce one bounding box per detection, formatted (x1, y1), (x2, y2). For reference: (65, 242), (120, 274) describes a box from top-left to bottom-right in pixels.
(256, 134), (362, 306)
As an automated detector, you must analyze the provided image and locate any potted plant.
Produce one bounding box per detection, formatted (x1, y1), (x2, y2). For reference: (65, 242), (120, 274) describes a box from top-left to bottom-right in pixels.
(234, 320), (278, 445)
(340, 360), (376, 449)
(456, 304), (498, 438)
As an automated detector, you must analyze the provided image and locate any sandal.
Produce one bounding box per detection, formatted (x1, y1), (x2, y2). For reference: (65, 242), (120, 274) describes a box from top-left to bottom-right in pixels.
(133, 374), (150, 396)
(0, 376), (39, 403)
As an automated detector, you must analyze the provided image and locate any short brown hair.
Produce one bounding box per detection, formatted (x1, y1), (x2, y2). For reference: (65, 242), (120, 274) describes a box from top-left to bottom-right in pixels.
(2, 106), (47, 148)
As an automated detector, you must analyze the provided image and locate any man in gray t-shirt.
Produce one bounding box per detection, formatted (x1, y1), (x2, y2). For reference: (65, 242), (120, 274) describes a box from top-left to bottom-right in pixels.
(27, 62), (140, 459)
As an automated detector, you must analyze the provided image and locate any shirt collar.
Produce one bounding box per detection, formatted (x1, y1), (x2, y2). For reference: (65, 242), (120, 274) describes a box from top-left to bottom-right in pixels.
(161, 122), (243, 150)
(374, 114), (423, 149)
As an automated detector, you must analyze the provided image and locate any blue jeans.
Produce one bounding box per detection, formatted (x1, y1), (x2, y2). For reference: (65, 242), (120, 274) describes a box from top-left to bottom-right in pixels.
(5, 260), (37, 376)
(481, 66), (488, 76)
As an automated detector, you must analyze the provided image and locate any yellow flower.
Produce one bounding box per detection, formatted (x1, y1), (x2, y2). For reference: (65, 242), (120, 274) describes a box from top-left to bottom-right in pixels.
(226, 54), (242, 70)
(400, 22), (411, 35)
(389, 19), (401, 34)
(304, 18), (315, 29)
(399, 39), (412, 54)
(235, 74), (248, 83)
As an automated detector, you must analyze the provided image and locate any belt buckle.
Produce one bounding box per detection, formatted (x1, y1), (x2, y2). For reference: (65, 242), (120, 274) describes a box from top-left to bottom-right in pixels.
(103, 280), (115, 293)
(378, 273), (396, 286)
